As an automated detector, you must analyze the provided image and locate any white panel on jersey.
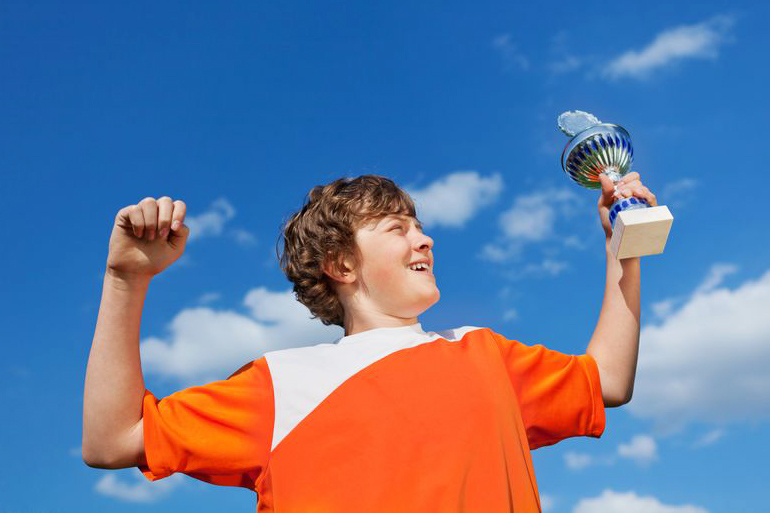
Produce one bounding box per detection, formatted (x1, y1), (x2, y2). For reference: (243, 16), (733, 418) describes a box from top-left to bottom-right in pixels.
(263, 323), (484, 451)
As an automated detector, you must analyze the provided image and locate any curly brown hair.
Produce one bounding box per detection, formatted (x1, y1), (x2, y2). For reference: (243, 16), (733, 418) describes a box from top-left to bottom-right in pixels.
(277, 175), (418, 327)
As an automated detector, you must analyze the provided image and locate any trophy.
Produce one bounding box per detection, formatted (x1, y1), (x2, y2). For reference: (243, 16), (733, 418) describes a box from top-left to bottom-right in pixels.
(558, 110), (673, 259)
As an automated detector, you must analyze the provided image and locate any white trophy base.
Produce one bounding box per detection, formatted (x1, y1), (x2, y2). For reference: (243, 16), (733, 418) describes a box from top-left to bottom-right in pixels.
(609, 205), (674, 259)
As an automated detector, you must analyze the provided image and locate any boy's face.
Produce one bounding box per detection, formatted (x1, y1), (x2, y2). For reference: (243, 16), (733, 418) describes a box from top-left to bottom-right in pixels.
(351, 213), (439, 319)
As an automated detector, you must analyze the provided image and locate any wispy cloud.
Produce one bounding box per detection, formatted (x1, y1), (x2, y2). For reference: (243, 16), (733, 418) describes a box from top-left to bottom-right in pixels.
(480, 188), (581, 263)
(629, 264), (770, 432)
(603, 15), (735, 80)
(511, 258), (569, 279)
(662, 178), (698, 209)
(617, 434), (658, 466)
(185, 197), (257, 246)
(573, 489), (709, 513)
(564, 451), (594, 471)
(197, 292), (221, 305)
(407, 171), (503, 228)
(564, 450), (618, 471)
(502, 308), (518, 322)
(548, 31), (583, 75)
(692, 428), (725, 448)
(186, 197), (236, 241)
(141, 287), (342, 385)
(562, 434), (657, 471)
(94, 471), (185, 503)
(492, 34), (529, 72)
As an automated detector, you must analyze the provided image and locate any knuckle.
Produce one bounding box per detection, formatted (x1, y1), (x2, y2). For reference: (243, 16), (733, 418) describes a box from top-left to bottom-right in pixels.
(140, 197), (155, 204)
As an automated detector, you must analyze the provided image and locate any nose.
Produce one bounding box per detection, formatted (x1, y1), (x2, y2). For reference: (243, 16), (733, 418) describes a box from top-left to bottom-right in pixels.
(413, 230), (434, 253)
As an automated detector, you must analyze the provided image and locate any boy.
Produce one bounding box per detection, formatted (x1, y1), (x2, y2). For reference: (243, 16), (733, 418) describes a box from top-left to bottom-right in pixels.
(83, 173), (655, 512)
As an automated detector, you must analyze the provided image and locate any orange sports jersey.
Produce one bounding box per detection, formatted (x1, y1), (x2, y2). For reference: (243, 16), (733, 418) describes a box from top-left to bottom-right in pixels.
(139, 323), (605, 512)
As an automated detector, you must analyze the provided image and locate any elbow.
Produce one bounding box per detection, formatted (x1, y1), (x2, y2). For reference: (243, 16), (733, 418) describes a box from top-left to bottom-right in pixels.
(604, 388), (633, 408)
(82, 447), (107, 469)
(81, 440), (118, 469)
(82, 450), (125, 469)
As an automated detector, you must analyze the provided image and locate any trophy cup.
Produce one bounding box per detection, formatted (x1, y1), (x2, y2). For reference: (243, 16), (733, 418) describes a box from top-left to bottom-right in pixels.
(558, 110), (673, 259)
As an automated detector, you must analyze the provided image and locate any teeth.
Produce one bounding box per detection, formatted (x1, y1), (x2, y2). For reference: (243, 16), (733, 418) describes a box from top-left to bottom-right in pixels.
(409, 262), (429, 271)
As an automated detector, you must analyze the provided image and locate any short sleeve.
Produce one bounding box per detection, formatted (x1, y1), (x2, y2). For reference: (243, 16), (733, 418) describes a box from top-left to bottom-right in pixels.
(491, 331), (605, 450)
(138, 356), (274, 490)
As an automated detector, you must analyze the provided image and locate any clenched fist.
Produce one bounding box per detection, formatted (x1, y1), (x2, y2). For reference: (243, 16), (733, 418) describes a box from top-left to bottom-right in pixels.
(107, 196), (190, 280)
(597, 172), (657, 240)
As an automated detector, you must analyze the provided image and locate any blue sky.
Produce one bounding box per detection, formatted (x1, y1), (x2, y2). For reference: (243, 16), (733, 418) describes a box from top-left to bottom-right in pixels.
(2, 1), (769, 511)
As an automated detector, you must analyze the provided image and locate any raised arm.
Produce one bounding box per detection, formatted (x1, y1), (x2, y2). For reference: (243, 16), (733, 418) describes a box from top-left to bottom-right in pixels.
(82, 197), (188, 468)
(83, 270), (151, 468)
(586, 173), (656, 407)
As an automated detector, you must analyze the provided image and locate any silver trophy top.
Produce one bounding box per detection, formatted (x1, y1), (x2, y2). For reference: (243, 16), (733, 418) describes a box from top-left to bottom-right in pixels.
(558, 110), (634, 189)
(557, 110), (602, 137)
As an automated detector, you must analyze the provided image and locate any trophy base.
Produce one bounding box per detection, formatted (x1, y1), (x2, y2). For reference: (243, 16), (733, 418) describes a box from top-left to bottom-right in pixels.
(609, 205), (674, 259)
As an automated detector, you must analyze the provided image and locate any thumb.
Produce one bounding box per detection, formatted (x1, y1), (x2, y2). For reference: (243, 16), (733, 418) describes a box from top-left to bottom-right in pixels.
(170, 223), (190, 240)
(598, 173), (616, 203)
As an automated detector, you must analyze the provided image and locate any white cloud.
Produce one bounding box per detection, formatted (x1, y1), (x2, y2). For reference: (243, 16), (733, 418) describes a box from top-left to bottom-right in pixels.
(628, 265), (770, 432)
(94, 470), (185, 503)
(548, 31), (582, 74)
(480, 242), (519, 263)
(230, 227), (258, 246)
(565, 451), (594, 470)
(617, 435), (658, 466)
(182, 198), (258, 246)
(563, 451), (616, 471)
(604, 15), (735, 79)
(480, 188), (581, 263)
(197, 292), (221, 305)
(503, 308), (518, 322)
(651, 298), (677, 320)
(492, 34), (529, 71)
(573, 489), (709, 513)
(500, 188), (578, 242)
(141, 287), (342, 385)
(692, 428), (725, 448)
(662, 178), (698, 204)
(693, 263), (737, 295)
(186, 197), (236, 242)
(407, 171), (503, 228)
(525, 259), (568, 277)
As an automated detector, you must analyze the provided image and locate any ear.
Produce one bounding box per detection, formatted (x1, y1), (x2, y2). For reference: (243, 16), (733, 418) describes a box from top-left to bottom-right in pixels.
(322, 254), (357, 284)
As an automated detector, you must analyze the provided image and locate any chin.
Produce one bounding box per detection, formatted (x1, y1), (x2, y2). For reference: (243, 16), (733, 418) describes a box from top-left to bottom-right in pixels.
(420, 287), (441, 313)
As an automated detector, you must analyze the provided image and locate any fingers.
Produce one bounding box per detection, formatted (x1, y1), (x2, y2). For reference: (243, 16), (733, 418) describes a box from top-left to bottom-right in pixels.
(599, 171), (658, 207)
(122, 197), (187, 240)
(139, 197), (159, 240)
(617, 172), (639, 186)
(598, 173), (615, 196)
(614, 179), (657, 206)
(127, 204), (146, 238)
(170, 200), (186, 233)
(157, 197), (173, 238)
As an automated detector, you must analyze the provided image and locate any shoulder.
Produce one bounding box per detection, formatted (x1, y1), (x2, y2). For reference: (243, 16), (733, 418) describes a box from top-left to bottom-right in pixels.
(433, 325), (491, 341)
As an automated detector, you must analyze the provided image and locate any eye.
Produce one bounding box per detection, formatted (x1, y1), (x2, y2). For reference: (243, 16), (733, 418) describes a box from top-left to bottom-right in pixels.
(390, 224), (404, 231)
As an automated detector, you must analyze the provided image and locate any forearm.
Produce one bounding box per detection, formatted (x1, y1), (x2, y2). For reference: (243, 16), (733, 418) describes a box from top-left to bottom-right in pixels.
(586, 241), (641, 407)
(82, 268), (151, 464)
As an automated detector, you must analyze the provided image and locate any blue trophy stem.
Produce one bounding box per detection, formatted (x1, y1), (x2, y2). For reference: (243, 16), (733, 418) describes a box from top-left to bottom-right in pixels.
(608, 194), (649, 228)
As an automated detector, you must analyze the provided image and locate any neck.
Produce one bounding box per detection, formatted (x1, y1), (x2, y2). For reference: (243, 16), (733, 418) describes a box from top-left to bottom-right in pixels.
(343, 309), (419, 336)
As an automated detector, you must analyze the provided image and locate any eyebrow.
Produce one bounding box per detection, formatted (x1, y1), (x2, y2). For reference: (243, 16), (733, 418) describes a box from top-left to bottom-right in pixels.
(383, 214), (424, 232)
